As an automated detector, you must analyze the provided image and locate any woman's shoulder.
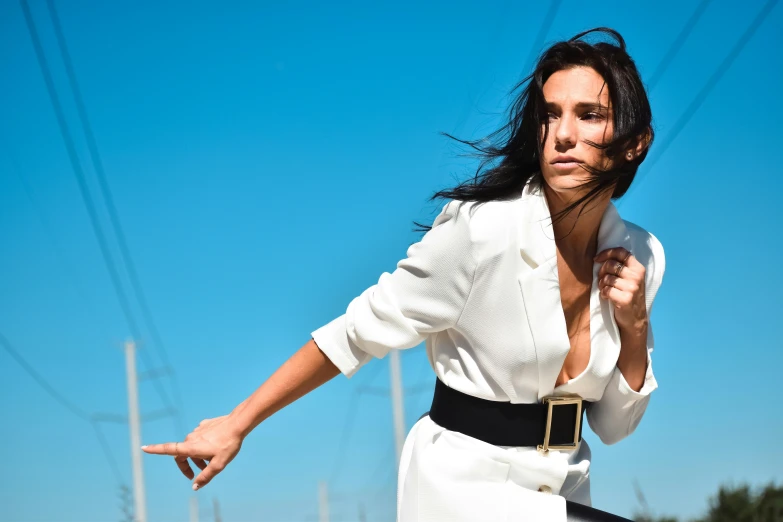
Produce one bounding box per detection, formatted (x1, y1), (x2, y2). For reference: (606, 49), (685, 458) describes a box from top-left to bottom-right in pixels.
(622, 220), (665, 270)
(438, 197), (520, 241)
(430, 198), (521, 271)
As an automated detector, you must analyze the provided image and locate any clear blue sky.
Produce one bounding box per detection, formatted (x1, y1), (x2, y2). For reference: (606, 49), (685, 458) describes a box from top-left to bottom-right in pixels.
(1, 1), (782, 521)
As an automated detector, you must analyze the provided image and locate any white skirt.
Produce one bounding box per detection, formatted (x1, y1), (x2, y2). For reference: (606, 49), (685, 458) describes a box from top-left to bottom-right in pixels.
(396, 414), (593, 522)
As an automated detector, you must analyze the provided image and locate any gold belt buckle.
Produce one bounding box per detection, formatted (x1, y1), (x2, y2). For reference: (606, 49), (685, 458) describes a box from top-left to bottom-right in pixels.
(537, 395), (583, 453)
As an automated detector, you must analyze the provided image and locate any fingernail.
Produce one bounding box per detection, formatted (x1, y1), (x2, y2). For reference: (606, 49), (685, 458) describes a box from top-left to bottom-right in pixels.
(141, 445), (147, 449)
(193, 483), (199, 491)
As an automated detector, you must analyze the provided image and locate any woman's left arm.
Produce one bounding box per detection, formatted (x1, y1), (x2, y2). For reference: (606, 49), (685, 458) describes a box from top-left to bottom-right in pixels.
(586, 235), (665, 445)
(616, 320), (650, 393)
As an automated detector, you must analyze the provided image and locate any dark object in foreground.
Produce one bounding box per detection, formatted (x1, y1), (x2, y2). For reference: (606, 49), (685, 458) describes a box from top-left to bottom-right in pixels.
(567, 501), (632, 521)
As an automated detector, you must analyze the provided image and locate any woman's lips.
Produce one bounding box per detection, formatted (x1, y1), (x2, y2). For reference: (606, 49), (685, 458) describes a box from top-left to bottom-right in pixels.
(551, 161), (581, 170)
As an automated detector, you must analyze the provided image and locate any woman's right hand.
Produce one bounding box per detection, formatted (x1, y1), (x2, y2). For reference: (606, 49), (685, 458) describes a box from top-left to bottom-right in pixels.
(142, 414), (244, 490)
(141, 339), (341, 490)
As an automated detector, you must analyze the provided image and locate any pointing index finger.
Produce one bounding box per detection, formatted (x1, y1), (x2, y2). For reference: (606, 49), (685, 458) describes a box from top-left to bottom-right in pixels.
(142, 442), (188, 456)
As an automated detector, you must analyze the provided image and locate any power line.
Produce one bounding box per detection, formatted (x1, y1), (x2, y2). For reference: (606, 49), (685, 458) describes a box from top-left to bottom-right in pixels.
(523, 0), (561, 74)
(362, 448), (399, 521)
(328, 346), (436, 488)
(43, 0), (187, 429)
(92, 420), (125, 485)
(361, 441), (397, 491)
(0, 332), (91, 421)
(646, 0), (712, 90)
(622, 0), (779, 204)
(18, 0), (139, 355)
(433, 0), (512, 208)
(328, 360), (384, 484)
(651, 0), (779, 160)
(0, 332), (124, 485)
(329, 440), (397, 503)
(444, 0), (513, 135)
(328, 392), (361, 485)
(18, 0), (181, 434)
(2, 144), (115, 346)
(438, 0), (556, 172)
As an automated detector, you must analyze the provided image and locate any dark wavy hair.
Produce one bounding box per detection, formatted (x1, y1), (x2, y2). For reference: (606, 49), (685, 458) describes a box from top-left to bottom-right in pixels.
(413, 27), (653, 234)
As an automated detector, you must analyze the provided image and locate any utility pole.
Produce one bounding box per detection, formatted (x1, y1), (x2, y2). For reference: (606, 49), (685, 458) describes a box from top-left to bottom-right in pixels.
(190, 495), (199, 522)
(212, 497), (222, 522)
(125, 340), (147, 522)
(389, 350), (406, 466)
(318, 481), (329, 522)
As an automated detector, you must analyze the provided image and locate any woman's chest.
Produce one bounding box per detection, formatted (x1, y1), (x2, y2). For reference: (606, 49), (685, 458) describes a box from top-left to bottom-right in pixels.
(554, 255), (594, 388)
(444, 249), (619, 401)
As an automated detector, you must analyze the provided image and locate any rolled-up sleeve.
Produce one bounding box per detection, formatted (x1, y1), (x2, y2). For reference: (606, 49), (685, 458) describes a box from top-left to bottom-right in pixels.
(586, 324), (658, 445)
(311, 201), (477, 378)
(586, 232), (665, 445)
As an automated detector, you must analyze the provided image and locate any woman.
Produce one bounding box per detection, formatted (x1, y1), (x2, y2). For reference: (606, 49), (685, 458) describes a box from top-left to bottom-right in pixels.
(143, 27), (665, 521)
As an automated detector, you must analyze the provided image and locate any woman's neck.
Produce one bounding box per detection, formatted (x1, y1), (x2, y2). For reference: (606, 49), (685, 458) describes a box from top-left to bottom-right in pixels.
(543, 184), (612, 263)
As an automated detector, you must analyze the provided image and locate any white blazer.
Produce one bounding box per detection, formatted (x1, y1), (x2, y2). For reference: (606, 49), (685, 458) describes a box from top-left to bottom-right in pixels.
(312, 176), (665, 521)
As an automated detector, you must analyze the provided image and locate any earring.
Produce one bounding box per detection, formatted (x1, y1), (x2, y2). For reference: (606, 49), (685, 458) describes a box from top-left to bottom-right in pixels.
(626, 151), (633, 160)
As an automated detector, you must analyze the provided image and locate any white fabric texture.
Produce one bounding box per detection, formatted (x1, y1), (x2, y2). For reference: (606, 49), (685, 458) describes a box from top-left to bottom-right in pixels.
(311, 176), (666, 521)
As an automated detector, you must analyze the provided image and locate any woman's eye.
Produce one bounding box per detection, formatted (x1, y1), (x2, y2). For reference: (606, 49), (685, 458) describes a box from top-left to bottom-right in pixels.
(583, 112), (603, 121)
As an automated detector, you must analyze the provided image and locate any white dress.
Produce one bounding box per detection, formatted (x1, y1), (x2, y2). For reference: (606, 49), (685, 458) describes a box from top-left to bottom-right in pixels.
(311, 176), (666, 521)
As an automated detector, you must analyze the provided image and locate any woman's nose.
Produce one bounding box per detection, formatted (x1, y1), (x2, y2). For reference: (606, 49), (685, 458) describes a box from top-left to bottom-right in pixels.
(555, 116), (576, 147)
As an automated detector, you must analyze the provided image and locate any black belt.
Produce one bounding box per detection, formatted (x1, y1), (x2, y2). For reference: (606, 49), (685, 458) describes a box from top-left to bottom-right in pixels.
(428, 378), (591, 451)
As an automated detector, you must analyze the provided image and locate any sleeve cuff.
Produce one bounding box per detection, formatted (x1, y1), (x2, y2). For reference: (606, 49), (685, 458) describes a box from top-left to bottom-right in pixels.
(614, 351), (658, 400)
(311, 314), (372, 379)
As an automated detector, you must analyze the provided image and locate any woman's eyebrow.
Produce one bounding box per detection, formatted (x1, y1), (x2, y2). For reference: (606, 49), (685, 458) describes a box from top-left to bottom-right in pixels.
(545, 101), (611, 111)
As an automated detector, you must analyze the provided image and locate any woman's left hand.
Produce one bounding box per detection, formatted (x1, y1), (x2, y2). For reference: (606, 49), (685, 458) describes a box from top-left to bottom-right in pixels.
(594, 247), (648, 333)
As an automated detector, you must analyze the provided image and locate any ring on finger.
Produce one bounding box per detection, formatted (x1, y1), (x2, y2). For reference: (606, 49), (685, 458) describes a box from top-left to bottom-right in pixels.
(614, 261), (624, 276)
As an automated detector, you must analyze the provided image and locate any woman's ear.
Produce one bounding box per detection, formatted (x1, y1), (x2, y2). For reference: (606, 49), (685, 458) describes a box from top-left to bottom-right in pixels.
(633, 127), (652, 157)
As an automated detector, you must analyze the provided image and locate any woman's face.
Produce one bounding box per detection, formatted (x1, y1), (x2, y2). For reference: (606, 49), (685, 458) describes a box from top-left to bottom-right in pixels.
(539, 66), (614, 197)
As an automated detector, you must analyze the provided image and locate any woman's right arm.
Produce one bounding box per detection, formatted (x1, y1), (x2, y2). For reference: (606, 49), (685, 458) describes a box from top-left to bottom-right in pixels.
(141, 338), (339, 490)
(143, 199), (476, 489)
(230, 338), (340, 437)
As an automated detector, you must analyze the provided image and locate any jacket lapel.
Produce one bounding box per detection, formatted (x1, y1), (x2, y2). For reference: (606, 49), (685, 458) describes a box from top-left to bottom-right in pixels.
(516, 180), (569, 400)
(516, 178), (633, 399)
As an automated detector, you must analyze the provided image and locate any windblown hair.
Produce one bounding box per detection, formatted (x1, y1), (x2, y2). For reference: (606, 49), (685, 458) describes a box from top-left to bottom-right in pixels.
(413, 27), (653, 235)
